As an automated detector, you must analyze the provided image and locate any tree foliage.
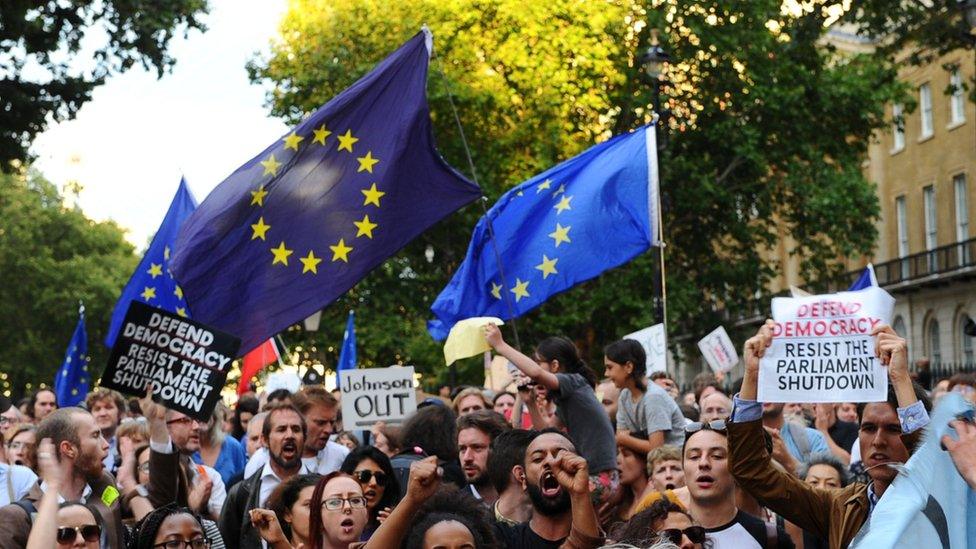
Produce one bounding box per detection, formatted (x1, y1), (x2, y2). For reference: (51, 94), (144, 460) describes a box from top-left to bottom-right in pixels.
(0, 170), (137, 399)
(250, 0), (905, 386)
(0, 0), (209, 170)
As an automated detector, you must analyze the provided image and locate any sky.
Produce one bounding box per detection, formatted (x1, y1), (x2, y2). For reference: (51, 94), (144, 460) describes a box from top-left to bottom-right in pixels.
(32, 0), (290, 249)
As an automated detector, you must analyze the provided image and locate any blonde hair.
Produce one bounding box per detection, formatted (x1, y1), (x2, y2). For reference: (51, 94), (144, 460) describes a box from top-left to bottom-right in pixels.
(451, 388), (490, 413)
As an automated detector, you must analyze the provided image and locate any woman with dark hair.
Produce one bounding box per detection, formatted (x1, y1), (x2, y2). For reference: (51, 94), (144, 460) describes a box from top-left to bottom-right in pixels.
(340, 446), (401, 540)
(610, 498), (709, 549)
(265, 473), (321, 548)
(485, 324), (618, 504)
(604, 339), (686, 454)
(128, 503), (212, 549)
(390, 405), (465, 498)
(231, 396), (259, 441)
(602, 445), (651, 530)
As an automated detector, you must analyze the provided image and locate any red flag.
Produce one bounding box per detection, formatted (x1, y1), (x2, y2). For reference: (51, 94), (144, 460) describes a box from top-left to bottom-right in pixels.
(237, 338), (280, 395)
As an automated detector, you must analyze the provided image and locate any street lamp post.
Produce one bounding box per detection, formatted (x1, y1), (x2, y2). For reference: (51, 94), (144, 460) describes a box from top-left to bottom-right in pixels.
(641, 29), (670, 326)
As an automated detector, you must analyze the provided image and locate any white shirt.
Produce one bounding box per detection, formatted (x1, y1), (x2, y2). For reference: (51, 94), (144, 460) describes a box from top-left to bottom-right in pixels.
(257, 460), (313, 508)
(190, 462), (226, 520)
(244, 441), (350, 478)
(39, 480), (93, 504)
(0, 463), (37, 506)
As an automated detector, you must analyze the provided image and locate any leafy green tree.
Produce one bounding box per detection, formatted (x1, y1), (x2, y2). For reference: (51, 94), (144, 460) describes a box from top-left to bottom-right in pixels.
(0, 170), (137, 398)
(250, 0), (905, 386)
(0, 1), (209, 170)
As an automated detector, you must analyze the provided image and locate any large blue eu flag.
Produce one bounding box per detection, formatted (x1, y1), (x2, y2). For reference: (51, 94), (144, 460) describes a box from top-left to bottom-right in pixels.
(105, 178), (197, 348)
(170, 30), (481, 354)
(428, 125), (660, 340)
(54, 304), (89, 406)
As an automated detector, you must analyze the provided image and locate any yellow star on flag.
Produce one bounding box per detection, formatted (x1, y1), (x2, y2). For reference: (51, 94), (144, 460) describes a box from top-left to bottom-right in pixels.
(147, 263), (163, 278)
(251, 186), (269, 206)
(361, 183), (386, 207)
(141, 286), (157, 300)
(282, 132), (304, 151)
(552, 183), (566, 196)
(299, 250), (323, 274)
(251, 217), (270, 240)
(536, 179), (552, 193)
(312, 124), (331, 145)
(261, 154), (282, 177)
(357, 151), (379, 173)
(270, 241), (294, 266)
(536, 255), (559, 279)
(549, 223), (572, 247)
(164, 246), (171, 260)
(554, 195), (573, 214)
(330, 239), (353, 262)
(174, 286), (184, 299)
(337, 130), (359, 152)
(511, 279), (530, 302)
(353, 214), (378, 238)
(176, 307), (187, 317)
(490, 282), (503, 299)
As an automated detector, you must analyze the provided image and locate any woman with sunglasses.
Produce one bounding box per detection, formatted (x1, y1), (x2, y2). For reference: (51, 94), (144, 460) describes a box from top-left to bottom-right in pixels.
(339, 446), (401, 540)
(306, 472), (370, 549)
(26, 438), (103, 549)
(610, 498), (709, 549)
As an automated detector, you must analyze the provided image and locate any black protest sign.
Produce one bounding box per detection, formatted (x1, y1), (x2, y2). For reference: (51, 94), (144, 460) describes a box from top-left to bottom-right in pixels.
(100, 301), (240, 421)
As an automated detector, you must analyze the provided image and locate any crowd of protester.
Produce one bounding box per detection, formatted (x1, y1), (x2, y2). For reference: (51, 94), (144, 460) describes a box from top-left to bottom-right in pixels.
(1, 322), (976, 548)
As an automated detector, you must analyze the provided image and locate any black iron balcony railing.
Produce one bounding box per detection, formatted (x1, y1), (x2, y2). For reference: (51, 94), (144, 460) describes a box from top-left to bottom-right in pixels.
(824, 236), (976, 293)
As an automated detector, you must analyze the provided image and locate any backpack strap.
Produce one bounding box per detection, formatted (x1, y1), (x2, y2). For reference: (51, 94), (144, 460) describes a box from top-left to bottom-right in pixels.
(764, 519), (779, 549)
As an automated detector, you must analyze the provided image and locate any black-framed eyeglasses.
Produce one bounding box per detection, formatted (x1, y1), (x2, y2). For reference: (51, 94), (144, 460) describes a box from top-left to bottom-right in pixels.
(56, 524), (100, 545)
(684, 419), (727, 435)
(660, 526), (706, 544)
(152, 537), (211, 549)
(165, 417), (200, 427)
(353, 470), (387, 486)
(322, 496), (368, 511)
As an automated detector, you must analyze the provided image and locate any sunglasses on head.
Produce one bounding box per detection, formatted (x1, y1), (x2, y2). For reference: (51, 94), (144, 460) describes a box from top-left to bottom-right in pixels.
(660, 526), (706, 544)
(353, 470), (388, 486)
(56, 524), (100, 545)
(684, 419), (727, 434)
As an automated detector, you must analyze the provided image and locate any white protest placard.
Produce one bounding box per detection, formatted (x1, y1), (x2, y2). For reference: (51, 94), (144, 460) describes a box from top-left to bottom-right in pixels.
(758, 286), (894, 403)
(625, 323), (668, 373)
(340, 366), (417, 428)
(697, 326), (738, 373)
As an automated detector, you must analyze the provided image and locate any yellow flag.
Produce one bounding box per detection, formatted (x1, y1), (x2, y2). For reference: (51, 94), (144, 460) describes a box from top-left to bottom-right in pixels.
(443, 317), (504, 366)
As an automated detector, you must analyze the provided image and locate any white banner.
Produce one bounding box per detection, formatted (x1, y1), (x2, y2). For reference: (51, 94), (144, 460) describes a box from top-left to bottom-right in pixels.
(339, 366), (417, 428)
(625, 323), (668, 373)
(758, 286), (894, 403)
(697, 326), (738, 373)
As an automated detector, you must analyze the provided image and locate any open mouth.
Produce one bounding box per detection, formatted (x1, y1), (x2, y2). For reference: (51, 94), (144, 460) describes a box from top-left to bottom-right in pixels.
(695, 475), (715, 489)
(340, 518), (355, 533)
(665, 482), (676, 490)
(541, 471), (561, 497)
(281, 441), (297, 457)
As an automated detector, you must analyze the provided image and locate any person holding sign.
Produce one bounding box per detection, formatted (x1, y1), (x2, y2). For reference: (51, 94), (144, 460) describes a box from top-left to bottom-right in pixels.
(728, 320), (932, 549)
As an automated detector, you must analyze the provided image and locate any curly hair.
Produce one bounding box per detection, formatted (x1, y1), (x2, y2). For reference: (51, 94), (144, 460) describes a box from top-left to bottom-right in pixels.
(128, 503), (205, 549)
(609, 498), (697, 547)
(402, 487), (498, 549)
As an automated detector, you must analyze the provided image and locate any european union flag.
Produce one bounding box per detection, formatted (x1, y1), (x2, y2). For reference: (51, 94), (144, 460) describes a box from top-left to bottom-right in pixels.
(170, 30), (481, 353)
(105, 178), (197, 348)
(337, 311), (356, 383)
(428, 125), (660, 340)
(54, 304), (89, 406)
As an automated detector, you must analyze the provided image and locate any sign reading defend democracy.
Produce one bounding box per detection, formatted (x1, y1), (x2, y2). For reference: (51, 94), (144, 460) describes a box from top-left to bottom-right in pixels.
(340, 366), (417, 428)
(758, 286), (894, 403)
(101, 301), (241, 421)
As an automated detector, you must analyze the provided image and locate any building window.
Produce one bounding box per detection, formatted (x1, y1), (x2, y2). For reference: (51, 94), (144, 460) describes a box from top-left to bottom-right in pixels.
(956, 174), (970, 264)
(961, 315), (974, 366)
(950, 69), (966, 125)
(896, 195), (909, 278)
(920, 83), (934, 138)
(928, 318), (942, 366)
(893, 315), (907, 339)
(892, 103), (905, 151)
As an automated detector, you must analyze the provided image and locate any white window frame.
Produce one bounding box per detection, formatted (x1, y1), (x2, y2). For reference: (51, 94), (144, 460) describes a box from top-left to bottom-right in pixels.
(950, 69), (966, 125)
(920, 83), (934, 139)
(929, 318), (942, 365)
(896, 195), (910, 279)
(956, 174), (969, 242)
(962, 315), (974, 366)
(892, 103), (905, 152)
(924, 185), (937, 251)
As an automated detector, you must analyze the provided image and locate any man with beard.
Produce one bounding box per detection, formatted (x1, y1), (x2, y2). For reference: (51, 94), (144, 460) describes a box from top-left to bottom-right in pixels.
(85, 388), (126, 474)
(167, 409), (226, 520)
(457, 410), (510, 505)
(760, 401), (829, 469)
(492, 429), (603, 548)
(487, 429), (534, 525)
(220, 403), (311, 548)
(0, 407), (123, 548)
(244, 387), (348, 477)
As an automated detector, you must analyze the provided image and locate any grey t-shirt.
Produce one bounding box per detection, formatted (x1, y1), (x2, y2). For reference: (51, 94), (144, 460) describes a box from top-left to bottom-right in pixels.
(553, 373), (617, 473)
(616, 383), (685, 447)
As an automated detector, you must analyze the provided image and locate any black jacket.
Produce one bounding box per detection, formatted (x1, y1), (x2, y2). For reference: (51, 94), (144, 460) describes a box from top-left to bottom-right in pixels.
(218, 469), (264, 549)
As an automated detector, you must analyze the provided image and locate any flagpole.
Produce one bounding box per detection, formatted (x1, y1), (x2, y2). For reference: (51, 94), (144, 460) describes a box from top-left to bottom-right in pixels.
(435, 59), (523, 350)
